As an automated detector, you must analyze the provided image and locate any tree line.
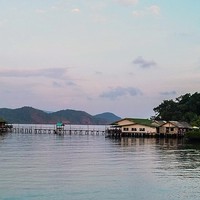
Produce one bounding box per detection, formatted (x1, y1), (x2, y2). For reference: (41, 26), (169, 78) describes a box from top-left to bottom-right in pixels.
(153, 92), (200, 126)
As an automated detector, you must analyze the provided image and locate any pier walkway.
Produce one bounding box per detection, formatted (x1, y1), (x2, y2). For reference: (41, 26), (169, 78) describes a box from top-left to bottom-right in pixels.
(11, 126), (106, 136)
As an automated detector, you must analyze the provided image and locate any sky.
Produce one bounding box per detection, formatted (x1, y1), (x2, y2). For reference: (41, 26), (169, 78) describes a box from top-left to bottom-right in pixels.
(0, 0), (200, 118)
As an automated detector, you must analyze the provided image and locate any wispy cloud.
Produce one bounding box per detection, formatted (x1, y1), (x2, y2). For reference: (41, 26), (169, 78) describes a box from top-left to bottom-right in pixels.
(132, 10), (145, 17)
(95, 71), (103, 75)
(66, 81), (76, 86)
(148, 5), (160, 15)
(100, 86), (142, 100)
(0, 19), (8, 27)
(35, 9), (47, 14)
(133, 56), (157, 69)
(116, 0), (138, 6)
(91, 14), (107, 23)
(52, 81), (62, 88)
(160, 91), (177, 96)
(53, 80), (76, 88)
(0, 68), (68, 79)
(133, 5), (160, 17)
(71, 8), (80, 13)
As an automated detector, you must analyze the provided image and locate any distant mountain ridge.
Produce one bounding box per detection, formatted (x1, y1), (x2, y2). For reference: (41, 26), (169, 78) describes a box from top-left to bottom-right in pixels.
(94, 112), (121, 123)
(0, 106), (121, 125)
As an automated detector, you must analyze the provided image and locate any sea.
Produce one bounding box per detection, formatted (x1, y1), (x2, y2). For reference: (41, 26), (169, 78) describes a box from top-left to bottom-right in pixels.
(0, 125), (200, 200)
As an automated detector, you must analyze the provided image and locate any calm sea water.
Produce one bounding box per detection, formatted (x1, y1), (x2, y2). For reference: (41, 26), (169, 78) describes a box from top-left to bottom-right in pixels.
(1, 131), (200, 200)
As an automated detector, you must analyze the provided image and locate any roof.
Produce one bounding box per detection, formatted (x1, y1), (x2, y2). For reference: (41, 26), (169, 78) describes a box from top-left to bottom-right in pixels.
(161, 121), (192, 129)
(127, 118), (154, 126)
(169, 121), (192, 129)
(56, 122), (64, 126)
(152, 120), (166, 127)
(112, 118), (156, 127)
(111, 118), (192, 129)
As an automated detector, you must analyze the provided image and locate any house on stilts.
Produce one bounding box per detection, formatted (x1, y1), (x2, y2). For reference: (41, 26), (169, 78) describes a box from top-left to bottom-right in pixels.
(106, 118), (192, 138)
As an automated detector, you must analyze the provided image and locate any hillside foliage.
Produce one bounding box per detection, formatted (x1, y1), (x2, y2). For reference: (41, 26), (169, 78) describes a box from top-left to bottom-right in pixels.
(0, 107), (120, 125)
(153, 92), (200, 126)
(185, 129), (200, 141)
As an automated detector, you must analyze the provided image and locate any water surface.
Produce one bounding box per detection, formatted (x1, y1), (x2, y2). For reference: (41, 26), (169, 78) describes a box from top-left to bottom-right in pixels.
(0, 133), (200, 200)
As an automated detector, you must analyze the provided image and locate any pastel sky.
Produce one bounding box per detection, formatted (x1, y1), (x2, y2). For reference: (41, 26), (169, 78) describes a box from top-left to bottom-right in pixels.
(0, 0), (200, 118)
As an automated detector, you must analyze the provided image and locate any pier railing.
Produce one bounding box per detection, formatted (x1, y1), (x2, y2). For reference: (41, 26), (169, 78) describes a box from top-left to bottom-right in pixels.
(11, 125), (106, 136)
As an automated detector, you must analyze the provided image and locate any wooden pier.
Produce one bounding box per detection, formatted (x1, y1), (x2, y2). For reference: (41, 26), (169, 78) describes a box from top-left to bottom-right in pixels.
(11, 126), (106, 136)
(0, 125), (13, 133)
(6, 125), (185, 138)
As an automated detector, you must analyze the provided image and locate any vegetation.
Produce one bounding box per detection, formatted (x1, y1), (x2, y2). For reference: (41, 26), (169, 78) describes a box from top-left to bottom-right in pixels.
(0, 117), (6, 123)
(0, 106), (120, 125)
(185, 130), (200, 141)
(94, 112), (121, 123)
(153, 92), (200, 127)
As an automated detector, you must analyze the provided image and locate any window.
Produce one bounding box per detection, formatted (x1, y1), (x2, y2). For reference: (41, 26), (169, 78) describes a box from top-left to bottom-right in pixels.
(139, 128), (145, 131)
(123, 127), (129, 131)
(170, 128), (174, 131)
(132, 128), (137, 131)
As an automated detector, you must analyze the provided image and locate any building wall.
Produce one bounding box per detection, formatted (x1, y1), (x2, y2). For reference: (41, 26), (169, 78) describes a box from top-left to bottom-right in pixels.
(121, 124), (156, 134)
(159, 122), (179, 134)
(159, 126), (179, 134)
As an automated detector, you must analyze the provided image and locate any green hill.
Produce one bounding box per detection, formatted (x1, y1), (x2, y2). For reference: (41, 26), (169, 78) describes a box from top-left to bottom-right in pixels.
(0, 106), (120, 125)
(94, 112), (121, 124)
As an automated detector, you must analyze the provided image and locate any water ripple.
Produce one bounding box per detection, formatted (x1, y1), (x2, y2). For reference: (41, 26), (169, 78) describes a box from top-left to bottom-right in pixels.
(0, 134), (200, 200)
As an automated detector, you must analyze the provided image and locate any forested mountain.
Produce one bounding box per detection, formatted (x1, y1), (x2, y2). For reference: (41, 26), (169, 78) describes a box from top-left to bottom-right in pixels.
(0, 106), (120, 125)
(153, 92), (200, 126)
(94, 112), (121, 124)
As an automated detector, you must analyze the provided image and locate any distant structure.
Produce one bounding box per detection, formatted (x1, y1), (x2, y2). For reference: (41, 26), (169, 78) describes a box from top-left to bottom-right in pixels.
(54, 122), (65, 134)
(0, 118), (12, 133)
(106, 118), (192, 138)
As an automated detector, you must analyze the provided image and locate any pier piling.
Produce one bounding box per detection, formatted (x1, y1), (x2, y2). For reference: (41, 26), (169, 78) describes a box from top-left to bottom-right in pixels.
(11, 126), (106, 136)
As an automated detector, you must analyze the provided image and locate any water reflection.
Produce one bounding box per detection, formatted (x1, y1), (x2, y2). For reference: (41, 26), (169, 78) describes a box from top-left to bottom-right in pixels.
(117, 137), (185, 149)
(108, 137), (200, 179)
(0, 133), (8, 143)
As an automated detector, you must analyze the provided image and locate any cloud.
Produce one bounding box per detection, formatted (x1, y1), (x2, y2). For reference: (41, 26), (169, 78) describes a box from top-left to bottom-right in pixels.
(133, 56), (157, 69)
(66, 81), (76, 86)
(116, 0), (138, 6)
(71, 8), (80, 13)
(148, 5), (160, 15)
(53, 81), (62, 88)
(0, 68), (68, 79)
(100, 87), (142, 100)
(53, 80), (76, 88)
(132, 5), (160, 17)
(132, 10), (145, 17)
(40, 68), (67, 79)
(92, 14), (107, 23)
(0, 19), (8, 27)
(160, 91), (177, 96)
(35, 9), (47, 14)
(50, 6), (58, 10)
(95, 71), (103, 75)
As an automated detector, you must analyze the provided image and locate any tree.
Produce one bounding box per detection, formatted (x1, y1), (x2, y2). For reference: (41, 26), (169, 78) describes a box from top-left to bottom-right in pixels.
(153, 92), (200, 125)
(153, 99), (178, 120)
